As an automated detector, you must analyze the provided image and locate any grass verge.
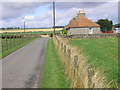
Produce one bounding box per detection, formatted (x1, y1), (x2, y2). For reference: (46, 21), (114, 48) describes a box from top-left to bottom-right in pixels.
(1, 38), (37, 58)
(40, 39), (70, 88)
(70, 37), (118, 87)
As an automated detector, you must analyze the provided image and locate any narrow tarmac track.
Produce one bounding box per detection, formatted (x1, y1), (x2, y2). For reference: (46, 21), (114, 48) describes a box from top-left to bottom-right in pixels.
(2, 37), (49, 88)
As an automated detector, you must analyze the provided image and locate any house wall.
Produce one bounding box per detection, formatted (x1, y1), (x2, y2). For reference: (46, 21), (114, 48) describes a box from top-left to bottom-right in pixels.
(67, 27), (100, 35)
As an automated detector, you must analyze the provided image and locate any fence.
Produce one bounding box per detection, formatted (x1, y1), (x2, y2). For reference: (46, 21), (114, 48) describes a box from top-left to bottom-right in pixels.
(59, 33), (119, 39)
(1, 34), (41, 54)
(53, 35), (112, 88)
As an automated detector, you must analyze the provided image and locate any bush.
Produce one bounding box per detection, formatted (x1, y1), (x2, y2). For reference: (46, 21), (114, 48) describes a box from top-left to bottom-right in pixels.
(62, 30), (67, 35)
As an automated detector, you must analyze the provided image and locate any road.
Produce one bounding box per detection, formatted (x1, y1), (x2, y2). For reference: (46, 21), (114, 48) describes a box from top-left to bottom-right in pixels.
(2, 37), (49, 88)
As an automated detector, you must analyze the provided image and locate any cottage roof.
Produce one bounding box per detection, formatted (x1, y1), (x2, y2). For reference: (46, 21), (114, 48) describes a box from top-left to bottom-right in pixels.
(65, 16), (100, 29)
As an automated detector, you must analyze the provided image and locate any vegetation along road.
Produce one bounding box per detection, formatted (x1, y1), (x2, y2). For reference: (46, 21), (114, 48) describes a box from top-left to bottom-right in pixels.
(2, 37), (49, 88)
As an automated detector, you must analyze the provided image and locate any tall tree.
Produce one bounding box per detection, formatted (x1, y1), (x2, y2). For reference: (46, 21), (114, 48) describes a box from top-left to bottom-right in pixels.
(96, 19), (113, 32)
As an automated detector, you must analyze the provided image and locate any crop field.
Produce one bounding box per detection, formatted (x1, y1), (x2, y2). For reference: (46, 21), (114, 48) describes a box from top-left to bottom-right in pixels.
(1, 31), (61, 36)
(0, 28), (63, 33)
(1, 36), (37, 58)
(70, 37), (119, 87)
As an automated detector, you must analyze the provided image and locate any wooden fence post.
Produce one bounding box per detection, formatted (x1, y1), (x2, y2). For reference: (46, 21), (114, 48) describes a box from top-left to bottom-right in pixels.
(67, 49), (71, 59)
(17, 36), (19, 45)
(61, 43), (63, 51)
(64, 45), (66, 54)
(5, 36), (8, 51)
(13, 36), (15, 47)
(73, 55), (79, 77)
(10, 36), (12, 48)
(87, 69), (95, 88)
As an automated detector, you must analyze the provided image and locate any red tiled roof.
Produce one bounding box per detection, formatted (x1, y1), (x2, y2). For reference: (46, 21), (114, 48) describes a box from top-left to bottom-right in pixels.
(65, 16), (100, 29)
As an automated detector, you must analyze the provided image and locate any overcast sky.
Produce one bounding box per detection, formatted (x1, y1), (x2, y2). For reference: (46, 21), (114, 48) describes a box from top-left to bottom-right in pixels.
(0, 0), (119, 28)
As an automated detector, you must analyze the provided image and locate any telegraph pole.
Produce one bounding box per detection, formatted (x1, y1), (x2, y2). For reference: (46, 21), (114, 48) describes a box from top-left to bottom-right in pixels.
(53, 1), (55, 34)
(24, 20), (25, 33)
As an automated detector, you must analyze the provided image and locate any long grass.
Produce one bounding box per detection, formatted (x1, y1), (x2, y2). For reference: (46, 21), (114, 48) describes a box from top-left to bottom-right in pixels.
(40, 39), (70, 88)
(70, 37), (118, 87)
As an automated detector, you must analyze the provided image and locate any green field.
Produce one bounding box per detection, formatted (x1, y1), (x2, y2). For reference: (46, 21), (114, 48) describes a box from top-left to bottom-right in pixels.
(1, 37), (37, 58)
(70, 37), (119, 87)
(40, 39), (70, 88)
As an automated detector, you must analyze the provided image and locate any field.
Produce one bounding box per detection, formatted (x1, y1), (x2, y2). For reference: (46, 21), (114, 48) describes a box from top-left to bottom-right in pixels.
(70, 37), (119, 87)
(1, 36), (37, 58)
(0, 28), (63, 33)
(1, 31), (60, 36)
(40, 39), (70, 88)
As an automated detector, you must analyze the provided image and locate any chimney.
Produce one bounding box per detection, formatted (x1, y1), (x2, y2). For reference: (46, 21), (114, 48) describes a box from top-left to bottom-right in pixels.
(76, 10), (85, 18)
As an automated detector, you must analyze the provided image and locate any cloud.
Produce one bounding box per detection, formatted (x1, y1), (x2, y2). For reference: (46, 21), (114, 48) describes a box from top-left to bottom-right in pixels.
(56, 2), (118, 26)
(55, 2), (106, 10)
(24, 16), (35, 21)
(85, 2), (118, 23)
(1, 1), (118, 28)
(1, 9), (53, 28)
(1, 2), (49, 20)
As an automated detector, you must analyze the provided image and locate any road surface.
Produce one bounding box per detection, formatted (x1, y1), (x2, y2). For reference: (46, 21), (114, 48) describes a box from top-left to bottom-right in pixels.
(2, 37), (49, 88)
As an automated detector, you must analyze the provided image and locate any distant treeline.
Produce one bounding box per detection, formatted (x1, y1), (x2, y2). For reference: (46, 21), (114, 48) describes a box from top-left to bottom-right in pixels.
(1, 27), (20, 30)
(52, 26), (64, 28)
(0, 26), (64, 30)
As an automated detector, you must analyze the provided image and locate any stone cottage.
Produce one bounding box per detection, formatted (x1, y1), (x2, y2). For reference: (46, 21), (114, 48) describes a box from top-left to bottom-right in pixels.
(64, 10), (100, 35)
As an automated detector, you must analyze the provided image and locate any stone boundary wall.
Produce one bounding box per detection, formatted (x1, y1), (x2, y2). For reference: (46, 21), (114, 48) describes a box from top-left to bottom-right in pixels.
(53, 35), (113, 88)
(59, 33), (119, 39)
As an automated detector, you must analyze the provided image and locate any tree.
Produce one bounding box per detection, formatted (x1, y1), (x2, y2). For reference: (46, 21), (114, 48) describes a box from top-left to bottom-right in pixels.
(114, 24), (120, 28)
(96, 19), (113, 32)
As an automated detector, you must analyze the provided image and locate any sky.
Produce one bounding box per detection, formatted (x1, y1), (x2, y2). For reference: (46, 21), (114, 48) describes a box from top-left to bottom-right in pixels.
(0, 0), (119, 28)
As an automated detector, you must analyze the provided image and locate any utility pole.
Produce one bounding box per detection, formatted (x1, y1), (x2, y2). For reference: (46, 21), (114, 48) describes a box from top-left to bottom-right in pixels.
(24, 20), (25, 33)
(53, 1), (55, 34)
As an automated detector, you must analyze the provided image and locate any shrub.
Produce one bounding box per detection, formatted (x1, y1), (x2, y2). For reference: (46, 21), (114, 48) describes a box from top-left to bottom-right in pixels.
(62, 30), (67, 35)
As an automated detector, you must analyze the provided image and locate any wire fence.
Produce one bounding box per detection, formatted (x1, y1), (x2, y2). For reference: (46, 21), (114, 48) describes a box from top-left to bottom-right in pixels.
(1, 34), (41, 53)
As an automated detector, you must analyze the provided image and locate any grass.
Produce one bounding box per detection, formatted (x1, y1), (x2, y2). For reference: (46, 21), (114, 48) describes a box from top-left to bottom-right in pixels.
(40, 39), (70, 88)
(70, 37), (118, 87)
(1, 38), (37, 58)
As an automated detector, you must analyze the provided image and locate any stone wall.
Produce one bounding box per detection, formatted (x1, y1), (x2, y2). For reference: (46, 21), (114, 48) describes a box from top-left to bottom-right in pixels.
(60, 33), (119, 39)
(67, 27), (100, 35)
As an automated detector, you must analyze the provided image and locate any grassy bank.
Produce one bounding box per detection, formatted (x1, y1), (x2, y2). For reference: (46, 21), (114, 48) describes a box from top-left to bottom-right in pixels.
(40, 39), (70, 88)
(70, 37), (118, 87)
(1, 38), (37, 58)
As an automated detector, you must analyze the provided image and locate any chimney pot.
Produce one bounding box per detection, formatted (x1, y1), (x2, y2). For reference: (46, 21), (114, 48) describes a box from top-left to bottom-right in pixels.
(77, 10), (85, 18)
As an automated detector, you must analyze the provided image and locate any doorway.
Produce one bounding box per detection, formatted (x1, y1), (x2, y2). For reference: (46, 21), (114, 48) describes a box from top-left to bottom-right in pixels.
(89, 28), (93, 34)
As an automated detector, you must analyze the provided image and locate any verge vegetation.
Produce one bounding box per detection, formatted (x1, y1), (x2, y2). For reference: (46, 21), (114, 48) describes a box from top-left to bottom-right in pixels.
(40, 39), (70, 88)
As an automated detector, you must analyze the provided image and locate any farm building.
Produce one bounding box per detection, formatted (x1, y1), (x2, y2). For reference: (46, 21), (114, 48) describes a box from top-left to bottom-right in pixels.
(64, 10), (100, 35)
